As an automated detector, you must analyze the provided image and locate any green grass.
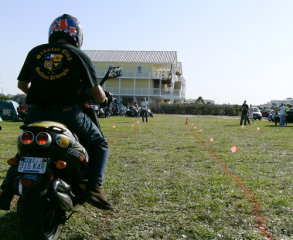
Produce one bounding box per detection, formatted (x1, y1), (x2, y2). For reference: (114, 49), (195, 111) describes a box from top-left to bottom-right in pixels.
(0, 115), (293, 239)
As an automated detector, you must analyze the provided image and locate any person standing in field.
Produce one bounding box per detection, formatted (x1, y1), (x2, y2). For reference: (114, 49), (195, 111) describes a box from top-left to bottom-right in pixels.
(240, 100), (249, 125)
(248, 104), (254, 124)
(284, 104), (290, 126)
(279, 104), (286, 126)
(156, 104), (160, 114)
(141, 97), (149, 122)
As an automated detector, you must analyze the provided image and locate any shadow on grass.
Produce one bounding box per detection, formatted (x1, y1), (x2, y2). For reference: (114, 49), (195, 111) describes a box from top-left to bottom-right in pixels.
(68, 236), (90, 240)
(0, 212), (87, 240)
(0, 211), (22, 240)
(264, 125), (293, 128)
(224, 124), (242, 127)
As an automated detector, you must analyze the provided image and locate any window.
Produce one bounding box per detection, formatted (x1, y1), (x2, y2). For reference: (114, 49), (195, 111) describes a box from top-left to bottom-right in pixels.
(137, 66), (142, 73)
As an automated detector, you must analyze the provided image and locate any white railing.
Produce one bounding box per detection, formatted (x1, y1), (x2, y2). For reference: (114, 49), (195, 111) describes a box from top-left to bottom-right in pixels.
(103, 87), (181, 97)
(96, 71), (172, 79)
(172, 62), (182, 74)
(134, 88), (149, 95)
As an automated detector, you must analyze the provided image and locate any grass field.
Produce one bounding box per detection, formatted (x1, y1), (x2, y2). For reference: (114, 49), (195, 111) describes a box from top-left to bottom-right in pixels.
(0, 115), (293, 240)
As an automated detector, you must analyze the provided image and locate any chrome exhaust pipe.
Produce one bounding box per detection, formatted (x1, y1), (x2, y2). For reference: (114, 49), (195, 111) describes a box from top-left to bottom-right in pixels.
(53, 179), (75, 211)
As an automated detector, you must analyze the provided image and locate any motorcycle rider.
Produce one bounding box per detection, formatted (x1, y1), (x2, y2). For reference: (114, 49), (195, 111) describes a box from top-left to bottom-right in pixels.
(0, 14), (113, 210)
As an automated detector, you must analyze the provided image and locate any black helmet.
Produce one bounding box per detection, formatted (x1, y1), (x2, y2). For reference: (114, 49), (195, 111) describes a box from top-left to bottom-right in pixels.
(48, 14), (83, 48)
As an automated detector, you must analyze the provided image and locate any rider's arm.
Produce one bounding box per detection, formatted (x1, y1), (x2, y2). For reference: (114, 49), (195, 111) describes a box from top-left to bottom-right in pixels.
(90, 85), (107, 104)
(18, 81), (31, 94)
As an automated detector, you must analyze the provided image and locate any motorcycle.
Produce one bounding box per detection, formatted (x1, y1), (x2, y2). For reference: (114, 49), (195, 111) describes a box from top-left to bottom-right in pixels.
(6, 66), (122, 240)
(125, 106), (139, 117)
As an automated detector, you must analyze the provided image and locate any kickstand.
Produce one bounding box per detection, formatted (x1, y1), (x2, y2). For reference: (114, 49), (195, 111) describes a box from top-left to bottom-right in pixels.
(66, 210), (77, 221)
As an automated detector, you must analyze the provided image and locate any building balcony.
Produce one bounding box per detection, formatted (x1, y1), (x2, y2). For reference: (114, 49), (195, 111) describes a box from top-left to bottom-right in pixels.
(103, 87), (181, 98)
(96, 70), (172, 80)
(172, 62), (182, 75)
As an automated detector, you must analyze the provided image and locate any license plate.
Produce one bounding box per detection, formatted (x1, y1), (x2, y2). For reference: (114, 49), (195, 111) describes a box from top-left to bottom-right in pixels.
(18, 157), (47, 174)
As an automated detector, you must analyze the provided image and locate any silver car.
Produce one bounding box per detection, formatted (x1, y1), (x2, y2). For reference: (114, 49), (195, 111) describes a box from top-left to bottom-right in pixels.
(253, 107), (262, 120)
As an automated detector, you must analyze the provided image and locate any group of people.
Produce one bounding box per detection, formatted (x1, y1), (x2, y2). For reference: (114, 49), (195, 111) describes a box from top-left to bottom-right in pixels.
(240, 100), (255, 125)
(111, 98), (150, 122)
(241, 100), (292, 127)
(276, 103), (291, 126)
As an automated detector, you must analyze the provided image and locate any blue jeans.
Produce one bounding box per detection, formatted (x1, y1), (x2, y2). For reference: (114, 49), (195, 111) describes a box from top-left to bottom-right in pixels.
(141, 110), (148, 122)
(240, 112), (248, 125)
(2, 105), (109, 187)
(280, 114), (285, 126)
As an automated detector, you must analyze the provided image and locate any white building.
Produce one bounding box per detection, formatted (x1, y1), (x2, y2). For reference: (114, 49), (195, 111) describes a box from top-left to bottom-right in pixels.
(261, 98), (293, 108)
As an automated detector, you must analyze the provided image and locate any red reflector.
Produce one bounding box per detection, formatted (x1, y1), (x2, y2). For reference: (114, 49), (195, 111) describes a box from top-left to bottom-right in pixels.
(21, 132), (34, 144)
(22, 178), (32, 187)
(37, 133), (49, 145)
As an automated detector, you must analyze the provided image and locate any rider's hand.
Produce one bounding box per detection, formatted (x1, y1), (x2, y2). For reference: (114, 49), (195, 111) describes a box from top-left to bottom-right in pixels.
(99, 97), (109, 108)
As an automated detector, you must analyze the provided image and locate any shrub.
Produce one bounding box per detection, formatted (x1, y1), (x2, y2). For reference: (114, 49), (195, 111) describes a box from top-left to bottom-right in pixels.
(150, 103), (240, 116)
(0, 95), (10, 103)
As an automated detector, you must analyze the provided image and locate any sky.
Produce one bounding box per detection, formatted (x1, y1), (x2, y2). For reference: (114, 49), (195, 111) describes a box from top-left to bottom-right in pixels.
(1, 0), (293, 105)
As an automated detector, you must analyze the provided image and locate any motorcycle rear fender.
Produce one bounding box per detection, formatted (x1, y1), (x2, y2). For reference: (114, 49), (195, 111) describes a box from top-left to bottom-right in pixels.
(14, 157), (53, 196)
(15, 174), (49, 196)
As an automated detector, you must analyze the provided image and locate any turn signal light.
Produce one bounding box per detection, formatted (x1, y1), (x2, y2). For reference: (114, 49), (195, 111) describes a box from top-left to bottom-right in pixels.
(21, 131), (34, 144)
(7, 158), (18, 166)
(56, 160), (67, 169)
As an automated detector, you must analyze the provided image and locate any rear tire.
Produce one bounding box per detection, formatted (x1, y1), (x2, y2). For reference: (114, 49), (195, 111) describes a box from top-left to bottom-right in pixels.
(17, 188), (63, 240)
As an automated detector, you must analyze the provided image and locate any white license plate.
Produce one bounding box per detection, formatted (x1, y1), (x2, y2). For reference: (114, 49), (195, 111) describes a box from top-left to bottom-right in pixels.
(18, 157), (47, 174)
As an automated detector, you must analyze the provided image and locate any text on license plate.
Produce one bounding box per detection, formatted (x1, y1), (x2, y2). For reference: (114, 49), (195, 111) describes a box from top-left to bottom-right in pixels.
(18, 157), (47, 174)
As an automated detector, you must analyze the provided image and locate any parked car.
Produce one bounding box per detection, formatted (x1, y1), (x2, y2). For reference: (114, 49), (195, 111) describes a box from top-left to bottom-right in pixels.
(253, 107), (262, 120)
(261, 109), (274, 118)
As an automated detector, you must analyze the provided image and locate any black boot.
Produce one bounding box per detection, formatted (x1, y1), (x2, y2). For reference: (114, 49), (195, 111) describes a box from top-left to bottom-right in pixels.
(0, 186), (14, 211)
(85, 182), (113, 210)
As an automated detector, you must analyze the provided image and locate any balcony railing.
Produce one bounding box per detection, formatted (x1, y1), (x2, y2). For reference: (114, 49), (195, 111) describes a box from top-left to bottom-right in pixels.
(96, 70), (172, 79)
(103, 87), (181, 97)
(172, 62), (182, 75)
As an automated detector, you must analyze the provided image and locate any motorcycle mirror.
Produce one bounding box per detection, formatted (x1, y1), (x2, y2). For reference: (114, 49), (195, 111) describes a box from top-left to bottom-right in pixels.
(100, 66), (122, 86)
(107, 66), (122, 79)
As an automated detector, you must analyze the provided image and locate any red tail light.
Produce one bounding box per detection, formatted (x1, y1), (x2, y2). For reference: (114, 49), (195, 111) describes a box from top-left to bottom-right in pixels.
(36, 132), (52, 147)
(21, 131), (34, 144)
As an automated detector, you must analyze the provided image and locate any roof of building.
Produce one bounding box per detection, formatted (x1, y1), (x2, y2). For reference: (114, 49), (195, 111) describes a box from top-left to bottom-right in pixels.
(83, 50), (177, 64)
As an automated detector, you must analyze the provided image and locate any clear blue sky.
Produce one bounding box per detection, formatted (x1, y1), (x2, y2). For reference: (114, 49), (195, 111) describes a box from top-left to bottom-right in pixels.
(1, 0), (293, 105)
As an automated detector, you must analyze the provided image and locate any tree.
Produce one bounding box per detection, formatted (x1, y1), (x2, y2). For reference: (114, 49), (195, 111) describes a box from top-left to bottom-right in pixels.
(195, 96), (205, 104)
(0, 95), (10, 103)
